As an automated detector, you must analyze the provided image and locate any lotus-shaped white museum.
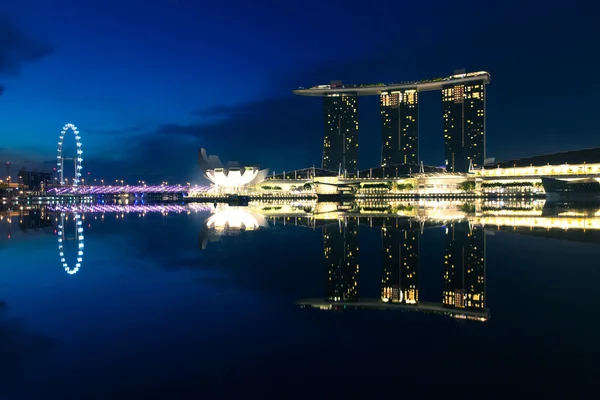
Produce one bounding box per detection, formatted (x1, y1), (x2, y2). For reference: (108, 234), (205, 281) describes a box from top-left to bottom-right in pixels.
(198, 148), (268, 189)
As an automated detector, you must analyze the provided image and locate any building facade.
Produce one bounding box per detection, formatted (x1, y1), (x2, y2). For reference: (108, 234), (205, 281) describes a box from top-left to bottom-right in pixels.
(442, 78), (486, 172)
(295, 71), (490, 176)
(20, 170), (53, 191)
(380, 90), (418, 166)
(322, 93), (359, 177)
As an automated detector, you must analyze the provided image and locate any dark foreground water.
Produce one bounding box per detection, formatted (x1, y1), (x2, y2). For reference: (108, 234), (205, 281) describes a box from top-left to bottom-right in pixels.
(1, 201), (600, 397)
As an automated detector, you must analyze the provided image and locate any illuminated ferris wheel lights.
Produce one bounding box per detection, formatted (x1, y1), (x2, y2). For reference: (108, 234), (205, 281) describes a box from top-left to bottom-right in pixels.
(58, 213), (84, 275)
(57, 123), (83, 187)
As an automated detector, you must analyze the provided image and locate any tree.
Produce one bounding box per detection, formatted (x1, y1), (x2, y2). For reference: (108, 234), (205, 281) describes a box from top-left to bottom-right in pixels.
(458, 181), (476, 192)
(460, 203), (476, 214)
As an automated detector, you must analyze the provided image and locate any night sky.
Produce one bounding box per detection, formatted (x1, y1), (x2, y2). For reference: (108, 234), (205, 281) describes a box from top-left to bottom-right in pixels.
(0, 0), (598, 184)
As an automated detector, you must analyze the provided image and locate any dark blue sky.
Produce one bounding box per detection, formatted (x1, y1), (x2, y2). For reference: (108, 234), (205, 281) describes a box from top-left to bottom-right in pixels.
(1, 0), (598, 183)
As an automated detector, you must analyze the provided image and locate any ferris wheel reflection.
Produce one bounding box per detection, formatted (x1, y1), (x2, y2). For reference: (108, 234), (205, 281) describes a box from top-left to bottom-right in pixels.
(57, 212), (84, 275)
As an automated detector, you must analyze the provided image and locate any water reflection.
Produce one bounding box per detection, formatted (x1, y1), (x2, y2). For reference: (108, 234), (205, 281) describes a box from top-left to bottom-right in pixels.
(2, 199), (599, 309)
(381, 223), (419, 304)
(260, 199), (600, 321)
(205, 205), (268, 231)
(199, 204), (270, 249)
(323, 218), (360, 302)
(290, 215), (489, 321)
(2, 199), (600, 391)
(57, 213), (84, 275)
(443, 222), (485, 310)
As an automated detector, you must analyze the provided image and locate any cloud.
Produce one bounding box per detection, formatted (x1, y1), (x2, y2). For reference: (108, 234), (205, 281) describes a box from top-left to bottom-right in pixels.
(191, 104), (235, 119)
(0, 13), (54, 96)
(85, 124), (149, 137)
(157, 96), (322, 166)
(82, 94), (323, 184)
(0, 14), (54, 75)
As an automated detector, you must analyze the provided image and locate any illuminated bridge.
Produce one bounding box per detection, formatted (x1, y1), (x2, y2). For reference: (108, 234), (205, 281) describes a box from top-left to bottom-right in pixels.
(46, 204), (213, 213)
(47, 185), (213, 195)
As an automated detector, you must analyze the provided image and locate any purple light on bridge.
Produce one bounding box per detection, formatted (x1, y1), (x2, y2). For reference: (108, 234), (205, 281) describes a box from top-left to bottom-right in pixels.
(47, 185), (213, 195)
(47, 204), (213, 213)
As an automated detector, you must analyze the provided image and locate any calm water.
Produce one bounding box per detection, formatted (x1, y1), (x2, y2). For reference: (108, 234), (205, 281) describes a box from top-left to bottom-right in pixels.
(1, 200), (600, 396)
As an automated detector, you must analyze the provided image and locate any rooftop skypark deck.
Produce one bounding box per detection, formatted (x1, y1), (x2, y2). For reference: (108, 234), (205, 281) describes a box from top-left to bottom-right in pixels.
(293, 71), (491, 96)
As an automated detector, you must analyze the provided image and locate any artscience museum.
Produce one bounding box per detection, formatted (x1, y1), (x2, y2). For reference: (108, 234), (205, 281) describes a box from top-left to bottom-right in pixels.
(198, 148), (269, 192)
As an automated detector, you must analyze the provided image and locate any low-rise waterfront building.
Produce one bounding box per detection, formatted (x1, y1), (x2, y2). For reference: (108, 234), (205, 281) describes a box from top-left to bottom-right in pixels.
(190, 147), (600, 199)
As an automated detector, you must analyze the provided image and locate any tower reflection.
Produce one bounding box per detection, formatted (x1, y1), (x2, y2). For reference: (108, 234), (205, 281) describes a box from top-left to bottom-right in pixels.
(324, 217), (360, 302)
(281, 201), (494, 321)
(381, 225), (419, 304)
(443, 222), (485, 311)
(302, 217), (490, 321)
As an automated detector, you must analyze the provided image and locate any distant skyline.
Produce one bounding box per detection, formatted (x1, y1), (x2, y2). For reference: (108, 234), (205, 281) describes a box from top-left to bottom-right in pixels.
(1, 0), (598, 183)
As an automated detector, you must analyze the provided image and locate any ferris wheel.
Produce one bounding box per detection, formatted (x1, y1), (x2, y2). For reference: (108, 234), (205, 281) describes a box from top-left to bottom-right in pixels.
(57, 123), (83, 186)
